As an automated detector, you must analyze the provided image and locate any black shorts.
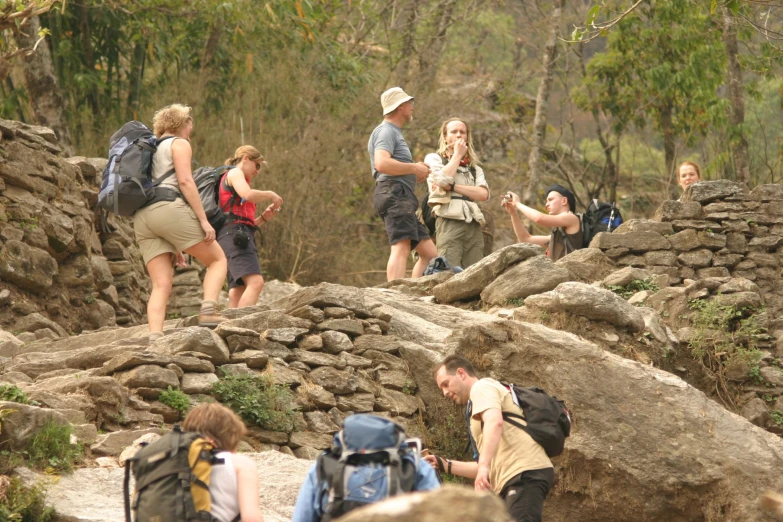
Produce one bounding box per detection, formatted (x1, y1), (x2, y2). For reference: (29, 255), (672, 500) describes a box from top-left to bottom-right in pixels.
(217, 224), (262, 289)
(373, 180), (430, 248)
(500, 467), (555, 522)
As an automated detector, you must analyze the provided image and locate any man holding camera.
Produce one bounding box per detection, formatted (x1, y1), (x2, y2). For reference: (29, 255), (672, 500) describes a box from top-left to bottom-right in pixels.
(425, 355), (554, 522)
(501, 184), (582, 261)
(368, 87), (437, 281)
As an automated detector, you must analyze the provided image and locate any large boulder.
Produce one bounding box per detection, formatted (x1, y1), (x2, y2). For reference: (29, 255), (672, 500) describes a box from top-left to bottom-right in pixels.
(589, 230), (671, 252)
(681, 179), (749, 204)
(0, 401), (70, 450)
(555, 248), (615, 282)
(524, 282), (646, 332)
(449, 320), (783, 521)
(480, 255), (573, 305)
(337, 485), (508, 522)
(432, 243), (543, 303)
(149, 327), (230, 364)
(0, 329), (24, 358)
(0, 240), (59, 292)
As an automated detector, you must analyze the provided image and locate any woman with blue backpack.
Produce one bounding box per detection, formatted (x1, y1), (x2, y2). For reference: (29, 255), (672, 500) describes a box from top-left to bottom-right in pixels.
(216, 145), (283, 309)
(133, 104), (227, 339)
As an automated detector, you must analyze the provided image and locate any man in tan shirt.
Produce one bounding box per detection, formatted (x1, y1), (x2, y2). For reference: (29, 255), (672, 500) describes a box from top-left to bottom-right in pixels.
(426, 355), (554, 522)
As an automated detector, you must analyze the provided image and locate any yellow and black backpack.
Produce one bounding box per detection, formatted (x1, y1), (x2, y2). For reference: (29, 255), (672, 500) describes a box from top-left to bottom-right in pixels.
(123, 425), (235, 522)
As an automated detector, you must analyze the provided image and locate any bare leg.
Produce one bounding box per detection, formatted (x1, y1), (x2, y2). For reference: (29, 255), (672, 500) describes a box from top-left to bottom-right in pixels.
(146, 253), (174, 333)
(412, 239), (438, 278)
(387, 240), (412, 281)
(237, 274), (264, 308)
(184, 240), (227, 302)
(228, 287), (244, 309)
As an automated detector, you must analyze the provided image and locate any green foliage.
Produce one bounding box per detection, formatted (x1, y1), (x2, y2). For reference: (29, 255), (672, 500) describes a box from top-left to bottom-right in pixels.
(158, 387), (190, 416)
(607, 278), (660, 300)
(687, 299), (765, 388)
(0, 384), (39, 406)
(26, 422), (82, 473)
(771, 410), (783, 426)
(506, 297), (526, 307)
(0, 476), (56, 522)
(212, 375), (297, 432)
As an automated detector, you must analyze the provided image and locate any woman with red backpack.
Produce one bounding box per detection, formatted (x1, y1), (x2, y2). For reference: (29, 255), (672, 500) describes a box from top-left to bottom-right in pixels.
(217, 145), (283, 308)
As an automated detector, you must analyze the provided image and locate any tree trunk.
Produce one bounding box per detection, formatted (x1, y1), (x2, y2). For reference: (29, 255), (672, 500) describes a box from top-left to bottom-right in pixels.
(660, 103), (677, 200)
(14, 15), (72, 154)
(523, 0), (565, 207)
(417, 0), (458, 89)
(394, 0), (420, 88)
(126, 42), (145, 120)
(722, 8), (750, 184)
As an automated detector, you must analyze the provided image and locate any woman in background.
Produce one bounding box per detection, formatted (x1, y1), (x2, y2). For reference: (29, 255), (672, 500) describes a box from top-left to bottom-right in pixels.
(217, 145), (283, 308)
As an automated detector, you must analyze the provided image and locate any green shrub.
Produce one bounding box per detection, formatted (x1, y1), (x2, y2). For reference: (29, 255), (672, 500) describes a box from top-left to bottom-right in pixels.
(606, 278), (660, 300)
(0, 476), (56, 522)
(26, 422), (82, 473)
(212, 375), (297, 432)
(771, 410), (783, 426)
(0, 384), (39, 406)
(159, 387), (190, 417)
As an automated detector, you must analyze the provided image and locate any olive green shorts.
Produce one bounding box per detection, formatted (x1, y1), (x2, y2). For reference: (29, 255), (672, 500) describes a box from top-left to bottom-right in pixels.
(133, 199), (205, 265)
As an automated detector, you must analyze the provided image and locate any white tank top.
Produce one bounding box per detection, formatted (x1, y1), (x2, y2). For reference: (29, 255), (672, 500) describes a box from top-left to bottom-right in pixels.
(151, 137), (182, 193)
(210, 451), (240, 522)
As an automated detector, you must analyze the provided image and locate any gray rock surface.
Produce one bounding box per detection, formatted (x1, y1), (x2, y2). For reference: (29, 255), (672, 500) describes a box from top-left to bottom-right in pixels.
(149, 327), (230, 364)
(480, 255), (573, 305)
(18, 451), (312, 522)
(524, 282), (646, 332)
(0, 401), (70, 450)
(554, 248), (615, 282)
(431, 243), (543, 303)
(337, 485), (508, 522)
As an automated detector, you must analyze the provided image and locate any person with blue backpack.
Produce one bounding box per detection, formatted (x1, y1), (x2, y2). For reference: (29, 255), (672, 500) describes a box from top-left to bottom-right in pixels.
(216, 145), (283, 309)
(427, 355), (558, 522)
(132, 104), (227, 339)
(291, 414), (440, 522)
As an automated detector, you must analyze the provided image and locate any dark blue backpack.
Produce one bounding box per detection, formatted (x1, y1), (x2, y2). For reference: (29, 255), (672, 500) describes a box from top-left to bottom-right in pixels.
(315, 415), (419, 521)
(97, 121), (177, 219)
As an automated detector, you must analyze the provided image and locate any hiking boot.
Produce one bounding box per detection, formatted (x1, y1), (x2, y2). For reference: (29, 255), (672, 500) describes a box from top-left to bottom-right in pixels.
(198, 312), (224, 328)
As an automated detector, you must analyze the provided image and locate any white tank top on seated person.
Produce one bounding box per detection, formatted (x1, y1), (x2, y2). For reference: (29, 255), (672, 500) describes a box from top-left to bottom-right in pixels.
(150, 136), (182, 193)
(210, 451), (240, 522)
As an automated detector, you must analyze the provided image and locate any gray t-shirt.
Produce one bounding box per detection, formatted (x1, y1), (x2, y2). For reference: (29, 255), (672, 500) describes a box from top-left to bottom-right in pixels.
(368, 121), (416, 191)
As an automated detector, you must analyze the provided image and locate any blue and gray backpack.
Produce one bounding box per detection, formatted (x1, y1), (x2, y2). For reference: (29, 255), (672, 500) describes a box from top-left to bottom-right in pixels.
(97, 121), (177, 222)
(315, 415), (419, 521)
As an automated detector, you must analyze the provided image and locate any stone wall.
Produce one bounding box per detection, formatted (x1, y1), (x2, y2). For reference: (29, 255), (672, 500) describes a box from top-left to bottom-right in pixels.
(590, 180), (783, 331)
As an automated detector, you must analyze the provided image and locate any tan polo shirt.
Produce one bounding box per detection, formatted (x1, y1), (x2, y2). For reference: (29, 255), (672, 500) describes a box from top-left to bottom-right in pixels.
(469, 378), (553, 493)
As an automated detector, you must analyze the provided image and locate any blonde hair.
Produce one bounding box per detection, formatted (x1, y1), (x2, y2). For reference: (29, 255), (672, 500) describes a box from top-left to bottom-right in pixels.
(182, 403), (247, 451)
(224, 145), (268, 169)
(152, 104), (192, 138)
(678, 161), (701, 179)
(436, 118), (481, 166)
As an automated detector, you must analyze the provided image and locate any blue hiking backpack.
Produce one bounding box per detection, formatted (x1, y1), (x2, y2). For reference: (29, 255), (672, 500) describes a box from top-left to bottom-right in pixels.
(315, 415), (419, 521)
(97, 121), (177, 220)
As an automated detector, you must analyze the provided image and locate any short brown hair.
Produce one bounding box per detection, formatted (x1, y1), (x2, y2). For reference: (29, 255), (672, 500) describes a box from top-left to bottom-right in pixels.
(435, 354), (477, 379)
(182, 403), (247, 451)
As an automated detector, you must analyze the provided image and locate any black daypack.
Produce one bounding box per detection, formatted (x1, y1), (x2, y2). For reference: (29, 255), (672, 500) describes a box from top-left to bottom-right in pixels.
(97, 121), (177, 220)
(124, 425), (238, 522)
(500, 384), (571, 458)
(191, 166), (235, 233)
(581, 199), (623, 247)
(420, 196), (437, 238)
(560, 199), (623, 254)
(315, 415), (419, 521)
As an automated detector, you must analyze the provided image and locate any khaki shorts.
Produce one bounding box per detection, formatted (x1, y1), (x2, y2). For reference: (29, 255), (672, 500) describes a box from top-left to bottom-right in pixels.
(133, 199), (205, 265)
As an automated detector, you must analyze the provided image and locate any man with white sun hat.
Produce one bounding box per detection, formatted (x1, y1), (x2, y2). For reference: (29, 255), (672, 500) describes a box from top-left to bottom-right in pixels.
(368, 87), (436, 281)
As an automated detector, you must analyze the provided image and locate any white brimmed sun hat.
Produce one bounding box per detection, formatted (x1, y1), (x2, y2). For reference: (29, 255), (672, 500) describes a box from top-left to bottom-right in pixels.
(381, 87), (414, 115)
